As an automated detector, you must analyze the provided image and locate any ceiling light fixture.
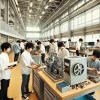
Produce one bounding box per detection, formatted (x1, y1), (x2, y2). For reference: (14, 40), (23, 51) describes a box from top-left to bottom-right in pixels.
(29, 9), (32, 13)
(44, 5), (49, 9)
(30, 2), (33, 7)
(39, 16), (42, 18)
(42, 11), (45, 14)
(49, 0), (54, 2)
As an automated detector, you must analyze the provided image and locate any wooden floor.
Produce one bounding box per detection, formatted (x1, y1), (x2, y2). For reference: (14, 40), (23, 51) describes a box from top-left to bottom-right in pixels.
(8, 53), (100, 100)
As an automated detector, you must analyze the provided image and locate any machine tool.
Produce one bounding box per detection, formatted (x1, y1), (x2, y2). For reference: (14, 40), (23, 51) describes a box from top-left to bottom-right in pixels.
(64, 56), (87, 85)
(44, 52), (64, 82)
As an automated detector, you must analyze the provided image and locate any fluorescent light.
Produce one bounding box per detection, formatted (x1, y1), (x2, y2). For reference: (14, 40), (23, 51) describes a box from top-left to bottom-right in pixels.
(29, 9), (32, 13)
(42, 11), (45, 14)
(39, 16), (42, 18)
(18, 7), (20, 12)
(49, 0), (54, 2)
(15, 0), (18, 6)
(44, 5), (49, 9)
(30, 2), (33, 7)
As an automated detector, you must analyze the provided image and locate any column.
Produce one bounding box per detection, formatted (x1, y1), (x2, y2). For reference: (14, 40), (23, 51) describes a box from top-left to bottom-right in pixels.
(68, 8), (72, 39)
(4, 0), (9, 23)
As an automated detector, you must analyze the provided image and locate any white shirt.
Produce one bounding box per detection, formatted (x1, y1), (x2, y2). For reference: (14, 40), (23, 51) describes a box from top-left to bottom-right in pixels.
(76, 42), (81, 50)
(65, 42), (69, 48)
(40, 44), (45, 54)
(58, 47), (69, 58)
(50, 43), (58, 53)
(0, 52), (11, 80)
(95, 42), (100, 48)
(20, 50), (34, 75)
(20, 42), (25, 49)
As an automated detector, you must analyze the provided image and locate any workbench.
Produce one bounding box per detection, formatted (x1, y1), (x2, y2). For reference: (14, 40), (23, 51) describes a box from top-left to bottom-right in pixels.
(33, 70), (100, 100)
(69, 50), (93, 57)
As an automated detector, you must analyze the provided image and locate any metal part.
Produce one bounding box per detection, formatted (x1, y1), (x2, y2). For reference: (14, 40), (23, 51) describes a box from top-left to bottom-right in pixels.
(44, 52), (63, 82)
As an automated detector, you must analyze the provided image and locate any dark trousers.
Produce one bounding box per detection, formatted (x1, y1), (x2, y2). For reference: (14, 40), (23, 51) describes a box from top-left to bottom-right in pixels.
(47, 46), (50, 53)
(0, 79), (10, 100)
(20, 49), (24, 54)
(41, 53), (45, 63)
(76, 50), (79, 56)
(14, 53), (19, 61)
(21, 74), (30, 96)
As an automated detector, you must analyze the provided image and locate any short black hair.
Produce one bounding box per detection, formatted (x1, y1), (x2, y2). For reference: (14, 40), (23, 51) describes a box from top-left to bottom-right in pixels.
(68, 39), (71, 41)
(37, 41), (41, 45)
(58, 42), (64, 48)
(50, 39), (54, 43)
(93, 50), (100, 58)
(25, 42), (34, 49)
(79, 38), (83, 42)
(22, 40), (25, 42)
(97, 39), (99, 42)
(17, 40), (20, 43)
(1, 42), (11, 51)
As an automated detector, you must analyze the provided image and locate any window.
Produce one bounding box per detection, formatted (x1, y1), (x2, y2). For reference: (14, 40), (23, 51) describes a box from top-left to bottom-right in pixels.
(26, 33), (40, 38)
(55, 26), (59, 35)
(86, 35), (93, 42)
(93, 34), (100, 42)
(26, 27), (40, 31)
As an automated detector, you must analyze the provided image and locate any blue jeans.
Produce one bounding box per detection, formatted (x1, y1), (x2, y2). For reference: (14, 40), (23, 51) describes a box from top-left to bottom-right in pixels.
(21, 74), (30, 96)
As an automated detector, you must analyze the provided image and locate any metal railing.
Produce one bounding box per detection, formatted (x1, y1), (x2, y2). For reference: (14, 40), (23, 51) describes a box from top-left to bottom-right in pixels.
(0, 19), (25, 39)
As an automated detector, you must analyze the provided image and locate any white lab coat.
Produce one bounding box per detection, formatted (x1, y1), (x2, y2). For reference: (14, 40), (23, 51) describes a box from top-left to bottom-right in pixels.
(95, 42), (100, 48)
(20, 50), (34, 75)
(76, 42), (81, 50)
(49, 43), (58, 53)
(40, 44), (45, 54)
(58, 47), (69, 58)
(0, 52), (11, 80)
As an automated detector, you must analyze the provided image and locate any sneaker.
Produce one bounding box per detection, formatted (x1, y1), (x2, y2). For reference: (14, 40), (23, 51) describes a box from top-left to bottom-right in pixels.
(22, 95), (29, 100)
(25, 91), (34, 95)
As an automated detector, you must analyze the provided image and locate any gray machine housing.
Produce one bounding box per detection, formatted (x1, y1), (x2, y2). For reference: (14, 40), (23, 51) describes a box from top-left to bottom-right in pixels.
(64, 56), (87, 85)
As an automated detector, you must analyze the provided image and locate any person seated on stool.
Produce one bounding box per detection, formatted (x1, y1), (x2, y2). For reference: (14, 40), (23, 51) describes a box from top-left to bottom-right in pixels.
(20, 42), (39, 100)
(87, 50), (100, 95)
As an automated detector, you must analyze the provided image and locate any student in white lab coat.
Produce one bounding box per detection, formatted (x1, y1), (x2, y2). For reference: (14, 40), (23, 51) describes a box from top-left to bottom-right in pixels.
(58, 42), (69, 58)
(20, 42), (39, 100)
(0, 42), (14, 100)
(49, 39), (58, 54)
(95, 39), (100, 48)
(37, 41), (46, 63)
(76, 38), (83, 56)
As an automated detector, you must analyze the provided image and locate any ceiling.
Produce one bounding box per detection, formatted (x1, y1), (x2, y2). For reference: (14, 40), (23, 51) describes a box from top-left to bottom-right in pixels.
(17, 0), (67, 27)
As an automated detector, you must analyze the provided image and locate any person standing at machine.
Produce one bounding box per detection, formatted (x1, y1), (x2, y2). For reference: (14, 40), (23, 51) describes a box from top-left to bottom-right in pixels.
(49, 39), (58, 54)
(58, 41), (69, 58)
(87, 50), (100, 95)
(87, 50), (100, 75)
(65, 39), (71, 51)
(37, 41), (46, 64)
(0, 42), (15, 100)
(76, 38), (83, 56)
(20, 42), (39, 100)
(95, 39), (100, 48)
(20, 40), (25, 54)
(13, 40), (20, 62)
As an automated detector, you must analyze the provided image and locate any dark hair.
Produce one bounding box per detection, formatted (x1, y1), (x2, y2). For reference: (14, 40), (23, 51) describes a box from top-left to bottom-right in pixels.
(97, 39), (99, 42)
(37, 41), (41, 45)
(58, 42), (64, 48)
(50, 39), (54, 43)
(93, 50), (100, 58)
(79, 38), (83, 42)
(68, 39), (71, 41)
(1, 42), (11, 51)
(17, 40), (20, 43)
(22, 40), (25, 42)
(25, 42), (34, 49)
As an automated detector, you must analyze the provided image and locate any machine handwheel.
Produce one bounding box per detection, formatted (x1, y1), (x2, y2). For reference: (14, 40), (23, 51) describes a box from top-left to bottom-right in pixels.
(73, 63), (84, 76)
